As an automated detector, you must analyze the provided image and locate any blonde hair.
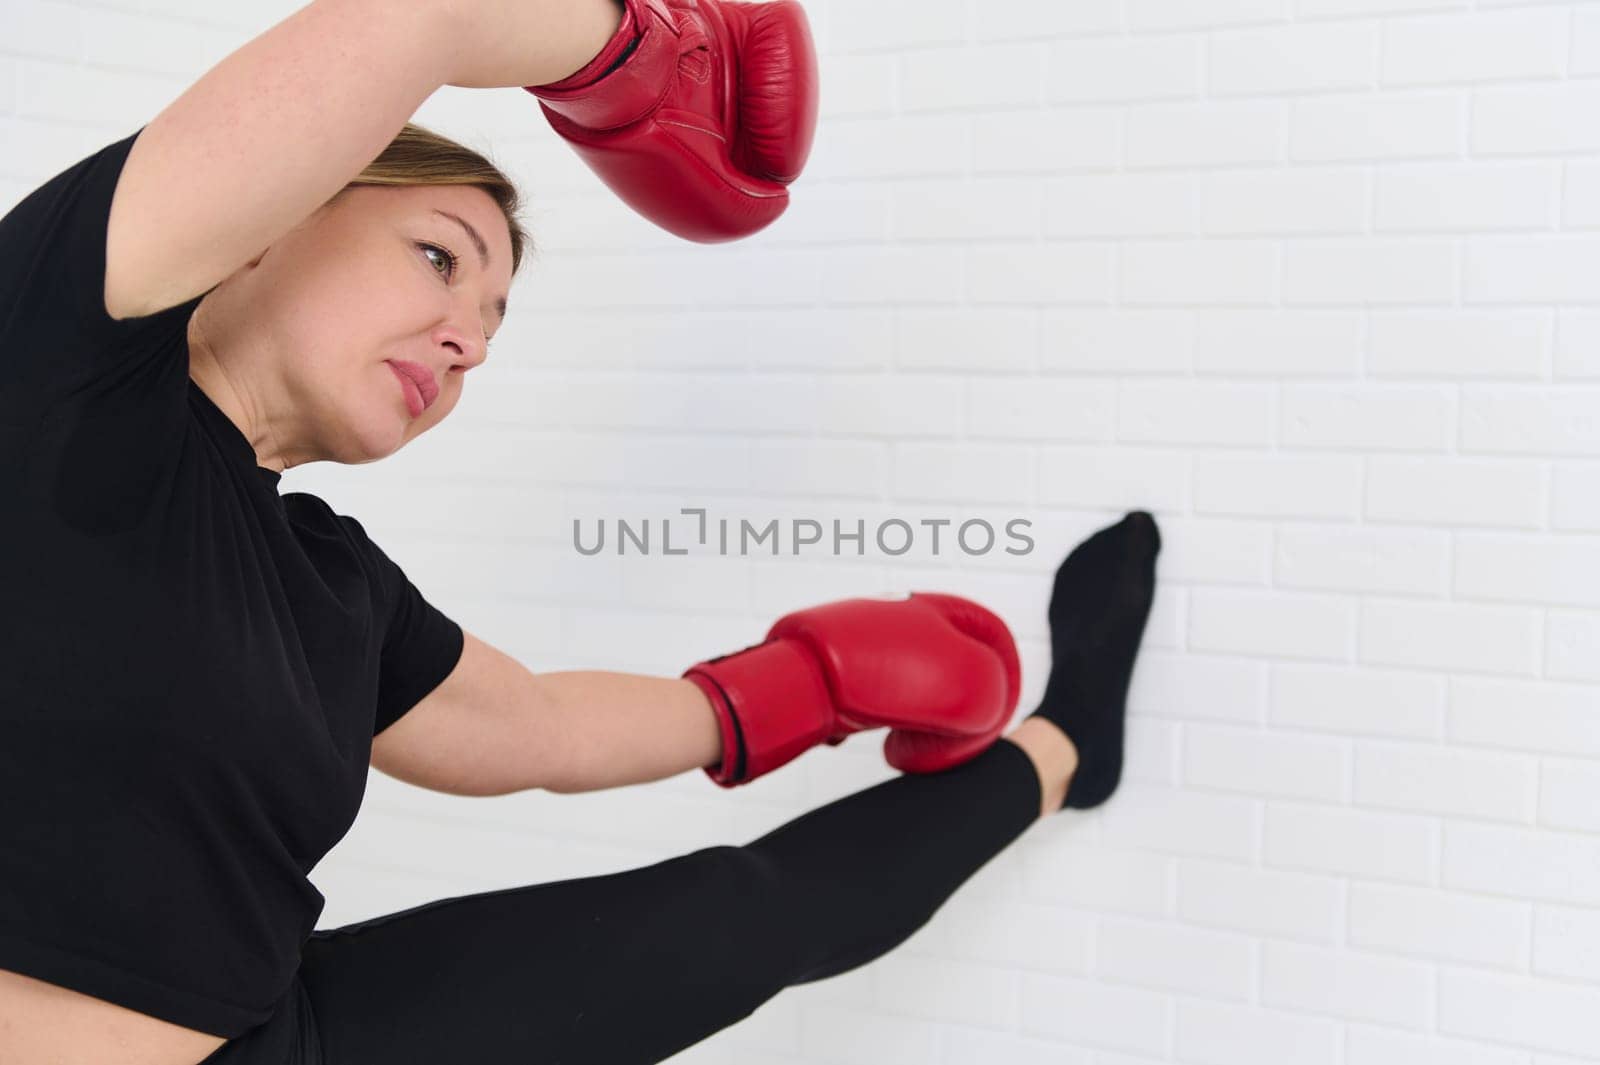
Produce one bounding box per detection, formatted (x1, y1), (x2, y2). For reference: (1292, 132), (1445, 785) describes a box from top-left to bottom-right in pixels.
(335, 122), (531, 277)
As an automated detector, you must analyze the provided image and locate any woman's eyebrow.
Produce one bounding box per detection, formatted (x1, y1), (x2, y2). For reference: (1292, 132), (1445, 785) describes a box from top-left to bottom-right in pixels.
(431, 209), (509, 324)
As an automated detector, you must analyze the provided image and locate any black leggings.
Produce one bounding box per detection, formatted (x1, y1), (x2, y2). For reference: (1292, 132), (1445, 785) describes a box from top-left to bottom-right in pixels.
(202, 738), (1042, 1065)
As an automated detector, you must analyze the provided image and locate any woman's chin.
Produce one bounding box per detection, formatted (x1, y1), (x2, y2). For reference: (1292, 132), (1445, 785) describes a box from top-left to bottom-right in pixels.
(331, 410), (412, 465)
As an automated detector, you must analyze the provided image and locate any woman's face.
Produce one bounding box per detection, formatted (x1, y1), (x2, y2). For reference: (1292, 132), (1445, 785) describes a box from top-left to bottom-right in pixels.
(236, 182), (515, 466)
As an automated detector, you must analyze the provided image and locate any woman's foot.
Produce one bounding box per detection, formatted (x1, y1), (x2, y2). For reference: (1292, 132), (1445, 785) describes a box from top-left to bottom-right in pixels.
(1025, 510), (1161, 812)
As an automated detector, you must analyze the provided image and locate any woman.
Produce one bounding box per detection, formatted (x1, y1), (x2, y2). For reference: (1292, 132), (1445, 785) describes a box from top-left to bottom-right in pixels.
(0, 0), (1161, 1062)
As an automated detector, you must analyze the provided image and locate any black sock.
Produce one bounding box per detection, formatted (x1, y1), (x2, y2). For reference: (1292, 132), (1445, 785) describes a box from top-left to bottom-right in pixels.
(1028, 510), (1161, 812)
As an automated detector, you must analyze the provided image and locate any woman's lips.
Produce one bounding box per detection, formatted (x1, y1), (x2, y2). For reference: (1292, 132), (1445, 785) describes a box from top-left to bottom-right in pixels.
(386, 361), (438, 418)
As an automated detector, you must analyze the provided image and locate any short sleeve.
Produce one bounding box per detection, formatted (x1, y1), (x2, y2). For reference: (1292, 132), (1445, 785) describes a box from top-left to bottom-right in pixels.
(338, 515), (465, 736)
(0, 126), (206, 403)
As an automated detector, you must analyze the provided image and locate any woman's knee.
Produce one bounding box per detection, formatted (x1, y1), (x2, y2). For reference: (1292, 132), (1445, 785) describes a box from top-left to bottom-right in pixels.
(692, 845), (785, 926)
(685, 845), (801, 971)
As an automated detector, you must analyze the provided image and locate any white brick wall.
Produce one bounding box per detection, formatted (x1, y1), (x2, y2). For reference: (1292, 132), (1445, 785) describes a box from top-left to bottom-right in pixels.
(6, 1), (1598, 1062)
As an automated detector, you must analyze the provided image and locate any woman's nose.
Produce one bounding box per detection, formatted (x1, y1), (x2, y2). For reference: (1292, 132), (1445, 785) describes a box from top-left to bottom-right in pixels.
(440, 321), (489, 370)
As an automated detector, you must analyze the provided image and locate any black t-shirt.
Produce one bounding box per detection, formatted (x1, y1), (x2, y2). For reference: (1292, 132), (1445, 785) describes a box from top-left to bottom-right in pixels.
(0, 129), (465, 1037)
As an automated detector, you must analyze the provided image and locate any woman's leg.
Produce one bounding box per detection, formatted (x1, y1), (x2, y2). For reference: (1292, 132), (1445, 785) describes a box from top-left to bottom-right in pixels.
(294, 736), (1049, 1065)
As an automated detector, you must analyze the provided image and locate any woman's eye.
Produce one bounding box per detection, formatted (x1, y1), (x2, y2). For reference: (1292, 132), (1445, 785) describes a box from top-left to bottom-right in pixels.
(419, 242), (458, 280)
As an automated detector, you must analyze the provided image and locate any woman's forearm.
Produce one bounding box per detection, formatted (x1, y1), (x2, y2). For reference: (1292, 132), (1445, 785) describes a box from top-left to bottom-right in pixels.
(434, 0), (626, 89)
(535, 671), (726, 793)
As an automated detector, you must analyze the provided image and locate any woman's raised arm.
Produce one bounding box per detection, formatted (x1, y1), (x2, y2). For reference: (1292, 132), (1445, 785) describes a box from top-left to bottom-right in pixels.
(104, 0), (622, 322)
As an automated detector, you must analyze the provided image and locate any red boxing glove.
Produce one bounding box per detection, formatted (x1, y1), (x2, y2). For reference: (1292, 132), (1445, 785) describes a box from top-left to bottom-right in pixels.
(683, 593), (1022, 788)
(524, 0), (819, 243)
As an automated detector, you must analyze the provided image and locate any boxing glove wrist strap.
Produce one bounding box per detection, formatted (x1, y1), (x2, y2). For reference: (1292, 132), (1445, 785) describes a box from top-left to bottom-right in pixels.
(684, 639), (836, 786)
(526, 0), (678, 131)
(529, 0), (639, 92)
(683, 669), (745, 783)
